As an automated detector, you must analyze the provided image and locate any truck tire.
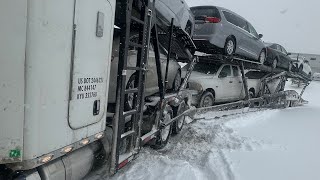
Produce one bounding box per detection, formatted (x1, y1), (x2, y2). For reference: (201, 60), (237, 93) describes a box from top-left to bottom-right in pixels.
(125, 74), (136, 110)
(198, 91), (215, 108)
(151, 106), (173, 149)
(172, 102), (188, 135)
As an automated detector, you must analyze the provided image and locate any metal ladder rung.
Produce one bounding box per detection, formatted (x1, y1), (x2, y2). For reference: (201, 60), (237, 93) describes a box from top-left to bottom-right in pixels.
(127, 66), (143, 71)
(107, 112), (114, 118)
(131, 16), (145, 25)
(121, 130), (136, 139)
(123, 109), (138, 117)
(125, 88), (139, 94)
(129, 41), (143, 48)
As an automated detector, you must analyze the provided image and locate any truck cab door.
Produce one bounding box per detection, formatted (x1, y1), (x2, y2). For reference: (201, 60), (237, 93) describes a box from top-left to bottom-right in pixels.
(68, 0), (114, 129)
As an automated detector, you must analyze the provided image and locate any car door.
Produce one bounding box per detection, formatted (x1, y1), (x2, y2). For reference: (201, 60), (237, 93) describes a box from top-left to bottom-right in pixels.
(222, 11), (252, 59)
(247, 22), (264, 60)
(215, 65), (234, 102)
(280, 45), (291, 68)
(232, 66), (244, 100)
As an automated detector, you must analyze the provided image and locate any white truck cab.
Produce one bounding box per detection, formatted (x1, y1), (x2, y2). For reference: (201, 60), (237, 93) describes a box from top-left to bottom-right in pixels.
(0, 0), (116, 179)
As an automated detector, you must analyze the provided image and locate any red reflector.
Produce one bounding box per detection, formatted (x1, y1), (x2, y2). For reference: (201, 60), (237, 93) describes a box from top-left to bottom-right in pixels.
(118, 159), (129, 169)
(205, 17), (221, 23)
(143, 136), (152, 143)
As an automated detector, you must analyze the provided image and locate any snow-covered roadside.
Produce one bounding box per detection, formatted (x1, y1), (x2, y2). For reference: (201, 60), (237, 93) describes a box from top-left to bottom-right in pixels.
(87, 81), (320, 180)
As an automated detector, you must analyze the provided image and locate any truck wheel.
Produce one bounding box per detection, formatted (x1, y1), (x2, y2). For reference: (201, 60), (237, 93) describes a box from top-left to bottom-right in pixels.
(172, 102), (188, 134)
(249, 89), (255, 99)
(125, 74), (136, 110)
(151, 106), (172, 149)
(198, 91), (214, 108)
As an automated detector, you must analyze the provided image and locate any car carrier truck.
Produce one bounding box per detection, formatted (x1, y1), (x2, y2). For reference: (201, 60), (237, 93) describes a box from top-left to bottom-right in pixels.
(0, 0), (312, 180)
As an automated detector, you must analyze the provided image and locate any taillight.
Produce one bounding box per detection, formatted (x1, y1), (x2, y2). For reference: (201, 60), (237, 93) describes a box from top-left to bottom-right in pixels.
(205, 17), (221, 23)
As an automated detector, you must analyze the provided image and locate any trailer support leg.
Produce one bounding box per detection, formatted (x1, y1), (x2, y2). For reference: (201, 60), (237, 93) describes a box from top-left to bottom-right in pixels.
(240, 62), (249, 100)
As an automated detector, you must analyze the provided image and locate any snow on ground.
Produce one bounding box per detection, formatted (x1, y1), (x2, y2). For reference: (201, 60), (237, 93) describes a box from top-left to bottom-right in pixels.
(87, 81), (320, 180)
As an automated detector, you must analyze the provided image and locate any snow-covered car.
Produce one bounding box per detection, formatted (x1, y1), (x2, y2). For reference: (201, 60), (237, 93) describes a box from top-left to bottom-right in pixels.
(182, 62), (245, 107)
(246, 71), (284, 98)
(289, 54), (312, 77)
(313, 73), (320, 81)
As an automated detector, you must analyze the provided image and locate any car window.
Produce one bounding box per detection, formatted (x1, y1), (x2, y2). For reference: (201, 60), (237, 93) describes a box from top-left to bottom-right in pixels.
(232, 66), (240, 76)
(191, 7), (221, 19)
(190, 63), (220, 74)
(248, 23), (259, 38)
(275, 45), (282, 51)
(223, 11), (249, 32)
(219, 65), (231, 77)
(281, 46), (287, 54)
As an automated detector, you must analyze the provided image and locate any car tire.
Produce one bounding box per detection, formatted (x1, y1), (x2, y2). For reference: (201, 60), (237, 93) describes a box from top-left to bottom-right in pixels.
(172, 71), (181, 92)
(125, 74), (136, 110)
(259, 49), (266, 64)
(272, 58), (278, 69)
(172, 102), (188, 135)
(198, 91), (215, 108)
(151, 106), (173, 149)
(224, 37), (236, 56)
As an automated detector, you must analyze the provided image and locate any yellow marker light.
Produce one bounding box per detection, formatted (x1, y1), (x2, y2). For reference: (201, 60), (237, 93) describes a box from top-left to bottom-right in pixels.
(95, 132), (104, 139)
(80, 139), (90, 146)
(61, 146), (73, 153)
(39, 154), (54, 164)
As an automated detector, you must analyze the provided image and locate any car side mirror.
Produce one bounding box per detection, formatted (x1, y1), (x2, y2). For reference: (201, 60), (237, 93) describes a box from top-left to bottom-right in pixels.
(219, 72), (227, 78)
(287, 53), (291, 56)
(258, 34), (263, 39)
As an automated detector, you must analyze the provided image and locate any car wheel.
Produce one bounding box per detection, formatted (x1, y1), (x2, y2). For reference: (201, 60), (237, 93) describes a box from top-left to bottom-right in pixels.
(224, 38), (235, 56)
(151, 106), (172, 149)
(172, 101), (188, 135)
(259, 49), (266, 64)
(272, 58), (278, 69)
(125, 74), (136, 110)
(172, 71), (181, 92)
(199, 91), (215, 108)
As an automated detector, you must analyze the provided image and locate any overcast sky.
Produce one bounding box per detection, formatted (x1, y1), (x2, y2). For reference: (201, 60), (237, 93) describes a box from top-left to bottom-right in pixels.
(186, 0), (320, 54)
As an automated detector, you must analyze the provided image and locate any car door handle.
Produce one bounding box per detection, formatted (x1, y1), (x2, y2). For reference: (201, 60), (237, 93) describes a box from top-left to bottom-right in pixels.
(229, 81), (233, 83)
(239, 81), (242, 83)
